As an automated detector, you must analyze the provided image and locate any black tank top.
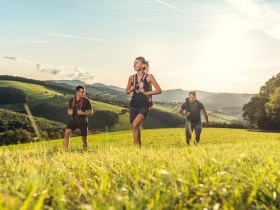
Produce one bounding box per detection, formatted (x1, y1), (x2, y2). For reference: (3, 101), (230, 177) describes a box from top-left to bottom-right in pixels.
(130, 74), (152, 108)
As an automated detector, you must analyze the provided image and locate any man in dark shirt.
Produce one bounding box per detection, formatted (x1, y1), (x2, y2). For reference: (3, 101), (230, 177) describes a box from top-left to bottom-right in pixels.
(63, 85), (93, 150)
(179, 91), (209, 145)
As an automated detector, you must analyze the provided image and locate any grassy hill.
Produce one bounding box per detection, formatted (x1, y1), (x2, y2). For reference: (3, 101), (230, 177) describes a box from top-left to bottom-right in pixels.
(0, 109), (65, 145)
(0, 128), (279, 209)
(48, 79), (253, 117)
(0, 80), (170, 131)
(153, 102), (241, 124)
(154, 90), (253, 118)
(0, 76), (249, 129)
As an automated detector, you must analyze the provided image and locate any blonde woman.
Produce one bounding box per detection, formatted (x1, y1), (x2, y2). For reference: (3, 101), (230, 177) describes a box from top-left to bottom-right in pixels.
(125, 56), (162, 147)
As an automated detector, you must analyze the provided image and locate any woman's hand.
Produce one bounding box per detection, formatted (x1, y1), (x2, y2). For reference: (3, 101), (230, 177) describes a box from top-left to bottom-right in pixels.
(125, 76), (135, 95)
(140, 88), (147, 95)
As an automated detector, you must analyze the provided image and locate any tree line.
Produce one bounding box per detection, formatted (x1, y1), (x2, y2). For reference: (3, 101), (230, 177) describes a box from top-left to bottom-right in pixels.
(0, 87), (27, 104)
(243, 72), (280, 130)
(0, 109), (65, 145)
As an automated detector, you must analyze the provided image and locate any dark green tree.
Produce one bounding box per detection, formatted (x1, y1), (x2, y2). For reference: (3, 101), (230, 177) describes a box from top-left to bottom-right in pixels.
(0, 87), (27, 104)
(243, 72), (280, 130)
(264, 87), (280, 129)
(90, 110), (119, 131)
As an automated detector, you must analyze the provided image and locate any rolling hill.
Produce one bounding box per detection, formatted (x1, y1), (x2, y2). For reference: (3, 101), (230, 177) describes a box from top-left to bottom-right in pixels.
(0, 78), (170, 131)
(0, 75), (253, 127)
(48, 79), (254, 117)
(0, 108), (65, 145)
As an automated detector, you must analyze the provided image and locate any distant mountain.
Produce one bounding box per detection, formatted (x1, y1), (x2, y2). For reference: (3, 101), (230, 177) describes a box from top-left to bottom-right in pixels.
(48, 80), (128, 101)
(154, 89), (253, 105)
(47, 80), (124, 92)
(91, 83), (124, 92)
(154, 89), (253, 115)
(153, 89), (250, 102)
(46, 80), (87, 86)
(201, 92), (254, 111)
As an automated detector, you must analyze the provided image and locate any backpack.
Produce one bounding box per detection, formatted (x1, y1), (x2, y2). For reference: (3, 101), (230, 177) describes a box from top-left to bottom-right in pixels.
(133, 73), (153, 107)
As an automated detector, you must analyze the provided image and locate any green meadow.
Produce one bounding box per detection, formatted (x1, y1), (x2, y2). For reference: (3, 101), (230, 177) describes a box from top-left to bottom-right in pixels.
(0, 128), (279, 209)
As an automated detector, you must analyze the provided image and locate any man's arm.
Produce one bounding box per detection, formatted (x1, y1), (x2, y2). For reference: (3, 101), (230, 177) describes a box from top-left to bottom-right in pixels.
(202, 108), (209, 127)
(179, 108), (187, 117)
(67, 99), (73, 115)
(67, 108), (73, 116)
(77, 99), (94, 116)
(77, 109), (93, 116)
(179, 107), (190, 117)
(179, 102), (190, 117)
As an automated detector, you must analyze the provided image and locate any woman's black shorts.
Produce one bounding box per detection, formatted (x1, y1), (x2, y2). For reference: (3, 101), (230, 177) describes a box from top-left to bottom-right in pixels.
(129, 107), (150, 124)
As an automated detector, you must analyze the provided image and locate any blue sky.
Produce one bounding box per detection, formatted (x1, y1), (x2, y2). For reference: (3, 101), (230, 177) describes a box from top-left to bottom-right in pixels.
(1, 0), (280, 93)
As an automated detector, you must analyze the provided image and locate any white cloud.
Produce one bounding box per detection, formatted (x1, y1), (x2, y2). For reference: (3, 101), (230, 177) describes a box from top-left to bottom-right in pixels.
(2, 56), (61, 75)
(226, 0), (280, 39)
(2, 56), (95, 83)
(155, 0), (184, 13)
(68, 67), (95, 84)
(14, 40), (49, 43)
(46, 32), (108, 42)
(35, 63), (61, 75)
(2, 56), (17, 61)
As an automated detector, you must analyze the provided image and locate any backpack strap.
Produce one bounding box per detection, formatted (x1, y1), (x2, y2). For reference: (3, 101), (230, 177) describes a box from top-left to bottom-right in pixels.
(141, 73), (153, 106)
(142, 73), (152, 92)
(71, 96), (84, 109)
(71, 96), (76, 109)
(141, 73), (147, 82)
(78, 97), (84, 109)
(133, 74), (137, 89)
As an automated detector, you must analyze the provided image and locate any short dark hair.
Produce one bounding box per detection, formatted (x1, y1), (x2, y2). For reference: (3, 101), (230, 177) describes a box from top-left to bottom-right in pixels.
(76, 85), (85, 92)
(189, 91), (196, 97)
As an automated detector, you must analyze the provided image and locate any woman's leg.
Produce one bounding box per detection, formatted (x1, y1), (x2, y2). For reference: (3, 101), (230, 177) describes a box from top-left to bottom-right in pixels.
(132, 114), (145, 147)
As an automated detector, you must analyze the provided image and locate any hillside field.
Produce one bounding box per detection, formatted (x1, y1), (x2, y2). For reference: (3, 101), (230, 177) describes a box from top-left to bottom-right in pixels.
(0, 128), (279, 209)
(0, 80), (170, 131)
(153, 103), (240, 124)
(0, 79), (245, 128)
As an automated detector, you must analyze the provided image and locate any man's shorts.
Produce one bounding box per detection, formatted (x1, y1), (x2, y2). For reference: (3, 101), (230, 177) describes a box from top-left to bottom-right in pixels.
(66, 120), (88, 136)
(129, 107), (150, 124)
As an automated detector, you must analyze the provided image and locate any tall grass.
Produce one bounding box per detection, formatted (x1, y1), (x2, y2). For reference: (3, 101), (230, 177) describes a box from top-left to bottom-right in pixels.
(0, 128), (279, 209)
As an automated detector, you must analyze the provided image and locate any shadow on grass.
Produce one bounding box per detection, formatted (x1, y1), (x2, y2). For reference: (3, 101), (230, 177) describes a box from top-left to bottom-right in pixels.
(246, 129), (280, 133)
